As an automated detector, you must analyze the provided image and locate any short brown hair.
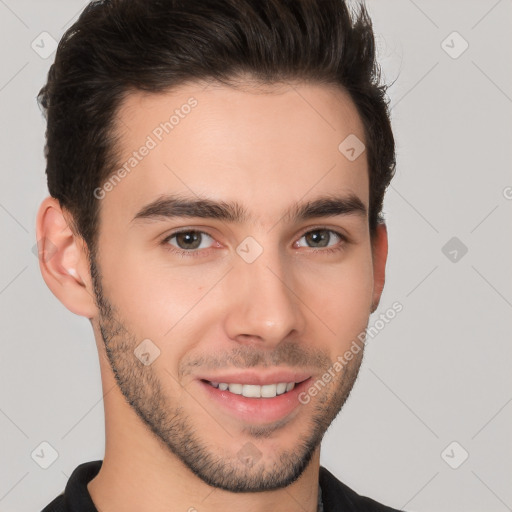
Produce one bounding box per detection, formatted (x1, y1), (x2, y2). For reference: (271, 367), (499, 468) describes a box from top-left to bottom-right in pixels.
(38, 0), (396, 256)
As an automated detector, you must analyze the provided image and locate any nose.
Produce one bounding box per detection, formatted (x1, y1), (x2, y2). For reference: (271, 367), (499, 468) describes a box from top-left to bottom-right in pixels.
(223, 248), (306, 349)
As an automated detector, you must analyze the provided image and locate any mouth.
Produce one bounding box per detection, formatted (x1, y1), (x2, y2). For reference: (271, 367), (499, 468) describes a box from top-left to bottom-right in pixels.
(197, 374), (313, 425)
(202, 379), (306, 398)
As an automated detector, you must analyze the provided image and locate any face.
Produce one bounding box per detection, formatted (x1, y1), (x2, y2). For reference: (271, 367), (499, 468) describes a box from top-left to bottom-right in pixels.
(90, 80), (384, 492)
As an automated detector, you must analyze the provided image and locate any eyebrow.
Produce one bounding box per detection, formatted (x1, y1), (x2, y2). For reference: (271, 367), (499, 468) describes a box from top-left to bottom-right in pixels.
(131, 193), (367, 225)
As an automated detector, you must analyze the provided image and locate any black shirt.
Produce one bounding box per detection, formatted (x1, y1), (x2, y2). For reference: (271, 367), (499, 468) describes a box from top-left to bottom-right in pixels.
(41, 460), (403, 512)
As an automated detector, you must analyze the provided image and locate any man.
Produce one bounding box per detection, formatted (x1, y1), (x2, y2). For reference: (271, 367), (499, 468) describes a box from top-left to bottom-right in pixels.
(36, 0), (399, 510)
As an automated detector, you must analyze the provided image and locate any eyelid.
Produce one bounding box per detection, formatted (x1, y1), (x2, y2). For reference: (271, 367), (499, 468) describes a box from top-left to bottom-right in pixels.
(296, 224), (349, 241)
(162, 228), (217, 252)
(161, 225), (350, 257)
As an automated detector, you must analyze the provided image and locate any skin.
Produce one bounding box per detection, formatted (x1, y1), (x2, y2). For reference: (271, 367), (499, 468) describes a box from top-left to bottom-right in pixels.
(37, 80), (388, 512)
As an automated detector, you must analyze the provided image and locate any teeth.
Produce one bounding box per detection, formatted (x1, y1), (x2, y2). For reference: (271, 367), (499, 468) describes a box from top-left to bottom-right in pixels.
(228, 383), (243, 394)
(276, 383), (287, 395)
(261, 384), (277, 397)
(210, 381), (296, 398)
(242, 384), (261, 398)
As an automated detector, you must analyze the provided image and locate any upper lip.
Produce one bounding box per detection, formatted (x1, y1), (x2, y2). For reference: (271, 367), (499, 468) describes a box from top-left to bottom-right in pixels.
(198, 369), (312, 386)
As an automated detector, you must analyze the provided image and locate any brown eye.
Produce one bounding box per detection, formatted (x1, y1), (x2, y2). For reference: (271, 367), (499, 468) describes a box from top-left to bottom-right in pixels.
(304, 229), (330, 247)
(167, 231), (214, 251)
(298, 229), (342, 249)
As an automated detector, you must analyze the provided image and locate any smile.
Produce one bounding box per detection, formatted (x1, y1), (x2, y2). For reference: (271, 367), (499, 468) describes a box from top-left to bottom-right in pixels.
(198, 376), (312, 424)
(205, 380), (298, 398)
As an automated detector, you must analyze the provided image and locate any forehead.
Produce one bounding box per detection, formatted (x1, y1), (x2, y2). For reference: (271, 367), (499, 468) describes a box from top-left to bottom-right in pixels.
(101, 80), (369, 227)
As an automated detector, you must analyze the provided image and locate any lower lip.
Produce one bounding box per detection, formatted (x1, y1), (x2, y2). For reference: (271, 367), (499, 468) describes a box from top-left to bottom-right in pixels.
(198, 378), (312, 425)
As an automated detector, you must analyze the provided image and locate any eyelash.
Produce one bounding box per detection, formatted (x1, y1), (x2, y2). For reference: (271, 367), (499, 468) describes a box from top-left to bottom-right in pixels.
(161, 227), (349, 259)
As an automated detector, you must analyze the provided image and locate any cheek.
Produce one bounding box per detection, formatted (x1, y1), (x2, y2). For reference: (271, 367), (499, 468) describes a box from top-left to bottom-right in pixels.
(98, 235), (374, 358)
(98, 244), (225, 342)
(297, 250), (374, 347)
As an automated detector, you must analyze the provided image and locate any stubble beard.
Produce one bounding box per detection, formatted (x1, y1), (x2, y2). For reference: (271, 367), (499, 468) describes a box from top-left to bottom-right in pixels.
(90, 256), (365, 492)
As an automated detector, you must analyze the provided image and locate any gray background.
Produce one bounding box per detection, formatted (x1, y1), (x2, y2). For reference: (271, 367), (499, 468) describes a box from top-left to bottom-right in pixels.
(1, 1), (511, 511)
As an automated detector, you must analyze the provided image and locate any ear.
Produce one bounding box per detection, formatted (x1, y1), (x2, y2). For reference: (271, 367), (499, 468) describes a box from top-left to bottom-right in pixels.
(370, 222), (388, 313)
(35, 197), (97, 318)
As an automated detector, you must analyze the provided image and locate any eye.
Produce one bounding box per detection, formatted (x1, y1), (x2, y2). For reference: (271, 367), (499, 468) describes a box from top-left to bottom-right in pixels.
(161, 227), (347, 259)
(164, 230), (215, 252)
(295, 229), (345, 250)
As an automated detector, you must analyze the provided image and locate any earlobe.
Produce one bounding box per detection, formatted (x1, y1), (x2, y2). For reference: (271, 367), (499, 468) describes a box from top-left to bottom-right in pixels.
(370, 222), (388, 313)
(36, 197), (97, 318)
